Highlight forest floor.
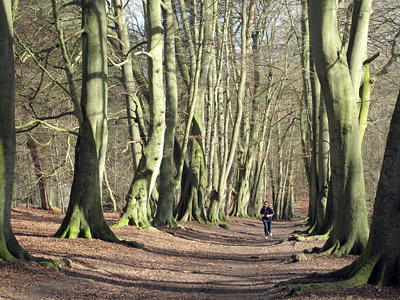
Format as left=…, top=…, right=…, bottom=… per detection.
left=1, top=198, right=399, bottom=300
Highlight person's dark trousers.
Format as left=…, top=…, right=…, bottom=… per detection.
left=263, top=220, right=271, bottom=236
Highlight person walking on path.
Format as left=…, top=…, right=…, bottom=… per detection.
left=260, top=201, right=274, bottom=239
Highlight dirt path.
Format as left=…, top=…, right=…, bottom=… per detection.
left=1, top=208, right=399, bottom=299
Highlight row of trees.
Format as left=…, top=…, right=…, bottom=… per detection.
left=1, top=0, right=400, bottom=291
left=290, top=0, right=400, bottom=292
left=12, top=0, right=310, bottom=228
left=3, top=0, right=306, bottom=261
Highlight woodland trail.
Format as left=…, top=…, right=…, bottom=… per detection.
left=1, top=207, right=399, bottom=299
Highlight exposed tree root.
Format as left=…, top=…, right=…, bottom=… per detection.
left=287, top=259, right=376, bottom=297
left=292, top=240, right=339, bottom=262
left=288, top=232, right=329, bottom=242
left=152, top=217, right=183, bottom=229
left=288, top=246, right=392, bottom=297
left=1, top=237, right=72, bottom=271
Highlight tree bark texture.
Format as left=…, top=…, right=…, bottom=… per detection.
left=0, top=0, right=23, bottom=261
left=152, top=0, right=179, bottom=227
left=290, top=91, right=400, bottom=295
left=55, top=0, right=118, bottom=241
left=335, top=89, right=400, bottom=286
left=308, top=0, right=370, bottom=255
left=115, top=0, right=166, bottom=228
left=175, top=0, right=212, bottom=223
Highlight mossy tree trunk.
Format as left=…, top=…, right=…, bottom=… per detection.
left=294, top=0, right=318, bottom=228
left=152, top=0, right=179, bottom=227
left=308, top=0, right=371, bottom=255
left=0, top=0, right=28, bottom=261
left=114, top=0, right=166, bottom=228
left=313, top=90, right=332, bottom=236
left=334, top=89, right=400, bottom=286
left=0, top=1, right=69, bottom=267
left=55, top=0, right=118, bottom=241
left=175, top=0, right=212, bottom=223
left=290, top=90, right=400, bottom=295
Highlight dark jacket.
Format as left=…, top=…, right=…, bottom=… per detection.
left=260, top=206, right=274, bottom=222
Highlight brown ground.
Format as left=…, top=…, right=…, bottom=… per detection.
left=1, top=199, right=399, bottom=300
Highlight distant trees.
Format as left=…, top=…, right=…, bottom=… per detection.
left=6, top=0, right=399, bottom=256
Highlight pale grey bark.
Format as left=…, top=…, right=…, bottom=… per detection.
left=234, top=0, right=256, bottom=218
left=115, top=0, right=166, bottom=228
left=111, top=0, right=144, bottom=171
left=152, top=0, right=179, bottom=227
left=209, top=0, right=247, bottom=222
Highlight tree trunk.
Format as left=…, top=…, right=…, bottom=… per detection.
left=175, top=0, right=213, bottom=223
left=152, top=0, right=179, bottom=227
left=55, top=0, right=118, bottom=241
left=290, top=91, right=400, bottom=295
left=209, top=0, right=247, bottom=222
left=335, top=89, right=400, bottom=286
left=308, top=0, right=371, bottom=255
left=314, top=92, right=332, bottom=236
left=0, top=1, right=69, bottom=267
left=27, top=138, right=52, bottom=211
left=0, top=0, right=26, bottom=261
left=111, top=0, right=144, bottom=171
left=114, top=0, right=166, bottom=228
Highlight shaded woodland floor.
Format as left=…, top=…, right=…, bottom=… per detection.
left=1, top=199, right=399, bottom=299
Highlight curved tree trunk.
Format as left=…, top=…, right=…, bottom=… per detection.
left=114, top=0, right=166, bottom=228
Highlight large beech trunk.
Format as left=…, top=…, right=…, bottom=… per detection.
left=55, top=0, right=118, bottom=241
left=308, top=0, right=371, bottom=256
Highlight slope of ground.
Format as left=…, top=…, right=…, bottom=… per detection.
left=0, top=201, right=399, bottom=299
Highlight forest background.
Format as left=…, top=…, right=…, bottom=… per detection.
left=1, top=0, right=400, bottom=295
left=11, top=0, right=399, bottom=225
